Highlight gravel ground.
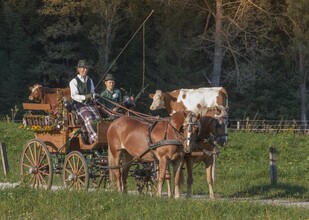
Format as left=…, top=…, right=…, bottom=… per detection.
left=1, top=182, right=308, bottom=209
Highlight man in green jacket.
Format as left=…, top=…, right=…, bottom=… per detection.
left=99, top=73, right=122, bottom=113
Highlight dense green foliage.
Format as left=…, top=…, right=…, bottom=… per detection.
left=0, top=0, right=309, bottom=121
left=0, top=122, right=309, bottom=219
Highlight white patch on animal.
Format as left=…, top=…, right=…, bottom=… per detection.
left=31, top=84, right=41, bottom=93
left=177, top=88, right=221, bottom=114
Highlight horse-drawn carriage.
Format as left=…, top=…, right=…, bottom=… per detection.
left=20, top=84, right=229, bottom=198
left=20, top=100, right=199, bottom=197
left=21, top=101, right=113, bottom=190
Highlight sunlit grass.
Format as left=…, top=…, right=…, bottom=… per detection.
left=0, top=123, right=309, bottom=219
left=0, top=187, right=308, bottom=220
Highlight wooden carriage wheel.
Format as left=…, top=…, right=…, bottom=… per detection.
left=134, top=162, right=158, bottom=196
left=20, top=139, right=53, bottom=189
left=63, top=151, right=89, bottom=190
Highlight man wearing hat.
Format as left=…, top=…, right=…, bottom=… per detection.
left=69, top=60, right=101, bottom=144
left=99, top=73, right=122, bottom=112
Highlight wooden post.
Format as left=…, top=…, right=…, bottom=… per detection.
left=269, top=145, right=277, bottom=185
left=0, top=142, right=9, bottom=175
left=237, top=121, right=240, bottom=130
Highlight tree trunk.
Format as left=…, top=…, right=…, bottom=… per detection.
left=211, top=0, right=223, bottom=86
left=299, top=45, right=307, bottom=132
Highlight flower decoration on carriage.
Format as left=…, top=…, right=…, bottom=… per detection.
left=19, top=113, right=58, bottom=132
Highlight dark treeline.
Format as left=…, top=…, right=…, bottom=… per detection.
left=0, top=0, right=308, bottom=123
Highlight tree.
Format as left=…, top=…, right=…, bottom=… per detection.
left=0, top=0, right=40, bottom=116
left=284, top=0, right=309, bottom=129
left=35, top=0, right=89, bottom=87
left=85, top=0, right=126, bottom=79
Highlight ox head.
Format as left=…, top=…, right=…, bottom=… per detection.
left=182, top=111, right=201, bottom=153
left=149, top=90, right=165, bottom=110
left=28, top=84, right=43, bottom=102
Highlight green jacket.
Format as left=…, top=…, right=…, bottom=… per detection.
left=99, top=88, right=122, bottom=109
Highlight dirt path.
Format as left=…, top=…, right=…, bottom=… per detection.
left=1, top=182, right=308, bottom=210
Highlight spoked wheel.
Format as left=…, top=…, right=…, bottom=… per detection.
left=20, top=139, right=53, bottom=189
left=89, top=156, right=110, bottom=190
left=63, top=151, right=89, bottom=190
left=134, top=162, right=158, bottom=195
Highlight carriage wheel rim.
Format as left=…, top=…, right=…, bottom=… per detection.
left=20, top=139, right=53, bottom=189
left=63, top=151, right=89, bottom=190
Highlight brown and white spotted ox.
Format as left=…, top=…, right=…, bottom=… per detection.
left=149, top=87, right=228, bottom=146
left=149, top=87, right=228, bottom=115
left=28, top=84, right=72, bottom=115
left=149, top=87, right=229, bottom=198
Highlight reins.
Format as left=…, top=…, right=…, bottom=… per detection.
left=95, top=93, right=166, bottom=122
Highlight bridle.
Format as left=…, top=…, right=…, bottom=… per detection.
left=182, top=112, right=201, bottom=153
left=199, top=115, right=228, bottom=146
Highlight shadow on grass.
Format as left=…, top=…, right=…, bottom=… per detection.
left=229, top=183, right=308, bottom=200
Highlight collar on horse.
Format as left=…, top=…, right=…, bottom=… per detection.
left=136, top=118, right=183, bottom=161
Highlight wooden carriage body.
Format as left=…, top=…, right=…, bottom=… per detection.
left=22, top=103, right=111, bottom=153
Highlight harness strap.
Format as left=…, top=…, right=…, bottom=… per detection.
left=163, top=118, right=170, bottom=140
left=148, top=121, right=158, bottom=145
left=138, top=139, right=183, bottom=159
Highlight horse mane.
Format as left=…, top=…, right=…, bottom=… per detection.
left=170, top=111, right=185, bottom=131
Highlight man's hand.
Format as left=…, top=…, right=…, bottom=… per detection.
left=85, top=93, right=92, bottom=101
left=112, top=107, right=119, bottom=112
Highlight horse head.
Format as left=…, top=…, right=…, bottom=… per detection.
left=29, top=84, right=43, bottom=102
left=182, top=111, right=201, bottom=153
left=214, top=105, right=229, bottom=146
left=198, top=105, right=228, bottom=147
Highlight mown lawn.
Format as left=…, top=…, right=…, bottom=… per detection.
left=0, top=122, right=309, bottom=219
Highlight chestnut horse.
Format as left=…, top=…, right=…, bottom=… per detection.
left=28, top=84, right=71, bottom=115
left=107, top=111, right=200, bottom=198
left=185, top=107, right=228, bottom=199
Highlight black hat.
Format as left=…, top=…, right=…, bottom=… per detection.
left=104, top=74, right=115, bottom=81
left=76, top=60, right=92, bottom=68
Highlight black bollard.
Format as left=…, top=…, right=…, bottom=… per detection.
left=269, top=145, right=277, bottom=185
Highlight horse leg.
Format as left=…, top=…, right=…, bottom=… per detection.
left=174, top=158, right=184, bottom=199
left=110, top=156, right=122, bottom=192
left=204, top=156, right=215, bottom=199
left=165, top=163, right=172, bottom=198
left=108, top=144, right=122, bottom=192
left=212, top=153, right=217, bottom=184
left=157, top=158, right=167, bottom=197
left=120, top=152, right=133, bottom=194
left=185, top=156, right=193, bottom=198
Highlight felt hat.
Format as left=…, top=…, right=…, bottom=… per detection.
left=76, top=60, right=92, bottom=68
left=104, top=73, right=115, bottom=81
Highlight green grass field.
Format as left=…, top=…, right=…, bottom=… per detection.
left=0, top=122, right=308, bottom=219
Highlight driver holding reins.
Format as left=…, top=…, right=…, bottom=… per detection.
left=69, top=60, right=101, bottom=144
